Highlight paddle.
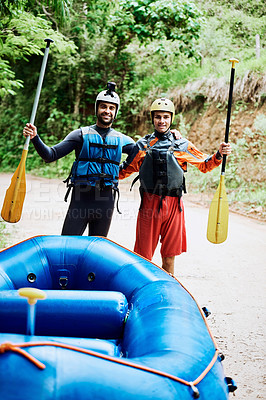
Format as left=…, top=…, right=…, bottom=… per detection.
left=1, top=38, right=54, bottom=223
left=207, top=58, right=239, bottom=244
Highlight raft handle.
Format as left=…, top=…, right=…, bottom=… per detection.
left=27, top=273, right=36, bottom=283
left=57, top=269, right=69, bottom=289
left=225, top=377, right=237, bottom=393
left=59, top=276, right=68, bottom=289
left=88, top=272, right=96, bottom=282
left=202, top=307, right=211, bottom=318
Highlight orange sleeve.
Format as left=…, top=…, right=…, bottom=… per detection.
left=174, top=141, right=222, bottom=173
left=119, top=150, right=146, bottom=180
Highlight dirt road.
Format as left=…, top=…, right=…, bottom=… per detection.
left=0, top=173, right=265, bottom=399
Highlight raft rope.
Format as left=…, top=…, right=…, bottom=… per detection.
left=0, top=340, right=218, bottom=394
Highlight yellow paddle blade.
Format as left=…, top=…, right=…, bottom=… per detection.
left=207, top=175, right=229, bottom=244
left=1, top=149, right=28, bottom=223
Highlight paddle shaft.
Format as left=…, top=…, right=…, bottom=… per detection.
left=1, top=38, right=54, bottom=223
left=206, top=58, right=239, bottom=244
left=24, top=38, right=54, bottom=151
left=221, top=61, right=237, bottom=174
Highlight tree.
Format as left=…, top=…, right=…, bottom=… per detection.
left=0, top=0, right=72, bottom=23
left=0, top=0, right=205, bottom=150
left=109, top=0, right=204, bottom=59
left=0, top=7, right=76, bottom=98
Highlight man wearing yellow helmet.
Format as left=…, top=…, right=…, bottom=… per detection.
left=119, top=98, right=231, bottom=275
left=150, top=97, right=176, bottom=125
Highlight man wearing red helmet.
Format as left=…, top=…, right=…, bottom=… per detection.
left=119, top=98, right=231, bottom=275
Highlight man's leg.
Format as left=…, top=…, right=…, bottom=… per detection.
left=88, top=187, right=115, bottom=237
left=61, top=187, right=88, bottom=235
left=134, top=193, right=161, bottom=260
left=89, top=204, right=114, bottom=237
left=160, top=197, right=187, bottom=275
left=162, top=256, right=175, bottom=275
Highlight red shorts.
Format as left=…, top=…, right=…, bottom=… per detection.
left=134, top=193, right=187, bottom=260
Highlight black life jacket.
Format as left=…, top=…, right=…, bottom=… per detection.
left=131, top=133, right=186, bottom=211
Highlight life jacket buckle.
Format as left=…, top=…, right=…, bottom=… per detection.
left=158, top=171, right=167, bottom=177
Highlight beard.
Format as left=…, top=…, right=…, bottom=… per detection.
left=97, top=113, right=114, bottom=126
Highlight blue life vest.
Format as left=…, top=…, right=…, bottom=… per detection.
left=70, top=126, right=126, bottom=188
left=64, top=126, right=133, bottom=203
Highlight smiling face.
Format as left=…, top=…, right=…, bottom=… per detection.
left=153, top=111, right=172, bottom=133
left=96, top=102, right=117, bottom=127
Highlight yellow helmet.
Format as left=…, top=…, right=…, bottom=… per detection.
left=150, top=98, right=175, bottom=123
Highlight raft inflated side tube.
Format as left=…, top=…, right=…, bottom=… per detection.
left=0, top=236, right=172, bottom=292
left=0, top=290, right=128, bottom=338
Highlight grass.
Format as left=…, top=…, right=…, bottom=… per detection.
left=0, top=218, right=9, bottom=249
left=136, top=46, right=266, bottom=100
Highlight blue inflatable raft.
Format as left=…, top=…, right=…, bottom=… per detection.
left=0, top=235, right=236, bottom=399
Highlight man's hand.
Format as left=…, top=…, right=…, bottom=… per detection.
left=218, top=142, right=232, bottom=156
left=170, top=129, right=182, bottom=140
left=23, top=123, right=37, bottom=139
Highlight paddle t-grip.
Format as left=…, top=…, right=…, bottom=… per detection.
left=18, top=288, right=46, bottom=336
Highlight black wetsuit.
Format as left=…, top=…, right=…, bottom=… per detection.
left=32, top=125, right=135, bottom=236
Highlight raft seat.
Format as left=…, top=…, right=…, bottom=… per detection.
left=0, top=290, right=128, bottom=340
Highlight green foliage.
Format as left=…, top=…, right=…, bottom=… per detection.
left=135, top=56, right=201, bottom=96
left=195, top=0, right=266, bottom=76
left=0, top=0, right=72, bottom=24
left=1, top=13, right=74, bottom=58
left=0, top=10, right=77, bottom=99
left=109, top=0, right=204, bottom=59
left=0, top=59, right=23, bottom=97
left=0, top=0, right=24, bottom=16
left=0, top=218, right=9, bottom=249
left=46, top=108, right=79, bottom=136
left=216, top=0, right=265, bottom=18
left=0, top=107, right=28, bottom=170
